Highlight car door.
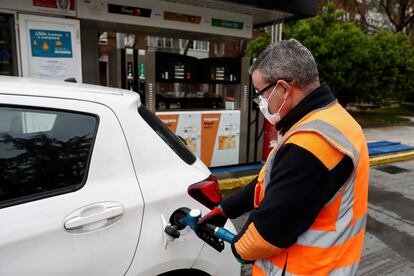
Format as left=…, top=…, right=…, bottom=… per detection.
left=0, top=94, right=144, bottom=276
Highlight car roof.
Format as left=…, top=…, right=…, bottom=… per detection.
left=0, top=76, right=141, bottom=108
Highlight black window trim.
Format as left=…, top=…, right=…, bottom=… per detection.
left=0, top=104, right=99, bottom=209
left=138, top=105, right=196, bottom=165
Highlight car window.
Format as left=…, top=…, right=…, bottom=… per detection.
left=0, top=106, right=98, bottom=208
left=138, top=105, right=196, bottom=165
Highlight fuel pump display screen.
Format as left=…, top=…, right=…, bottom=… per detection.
left=174, top=63, right=185, bottom=80
left=155, top=52, right=197, bottom=83
left=200, top=58, right=241, bottom=84
left=214, top=67, right=225, bottom=81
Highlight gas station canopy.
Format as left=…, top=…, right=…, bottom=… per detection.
left=1, top=0, right=318, bottom=43
left=76, top=0, right=317, bottom=41
left=163, top=0, right=318, bottom=27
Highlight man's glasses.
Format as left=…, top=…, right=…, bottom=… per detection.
left=251, top=79, right=292, bottom=104
left=252, top=81, right=277, bottom=101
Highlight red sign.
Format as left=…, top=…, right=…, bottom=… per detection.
left=263, top=120, right=278, bottom=161
left=33, top=0, right=76, bottom=11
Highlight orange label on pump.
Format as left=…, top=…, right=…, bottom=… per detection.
left=201, top=114, right=221, bottom=166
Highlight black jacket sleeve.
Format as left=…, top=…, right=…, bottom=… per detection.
left=220, top=176, right=257, bottom=219
left=233, top=143, right=353, bottom=250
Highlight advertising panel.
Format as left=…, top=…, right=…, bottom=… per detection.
left=157, top=113, right=201, bottom=157
left=19, top=14, right=82, bottom=82
left=203, top=111, right=240, bottom=167
left=30, top=29, right=73, bottom=58
left=157, top=110, right=240, bottom=167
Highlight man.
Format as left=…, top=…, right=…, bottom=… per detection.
left=199, top=39, right=369, bottom=275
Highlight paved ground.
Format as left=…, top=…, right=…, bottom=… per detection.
left=364, top=125, right=414, bottom=146
left=224, top=159, right=414, bottom=275
left=360, top=160, right=414, bottom=275
left=219, top=124, right=414, bottom=275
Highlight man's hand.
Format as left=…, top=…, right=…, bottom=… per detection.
left=198, top=206, right=227, bottom=227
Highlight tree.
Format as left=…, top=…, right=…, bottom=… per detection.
left=319, top=0, right=414, bottom=43
left=379, top=0, right=414, bottom=33
left=244, top=32, right=270, bottom=58
left=318, top=0, right=372, bottom=32
left=283, top=3, right=414, bottom=105
left=283, top=5, right=370, bottom=104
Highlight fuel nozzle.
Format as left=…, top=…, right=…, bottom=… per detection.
left=165, top=207, right=192, bottom=239
left=165, top=207, right=235, bottom=253
left=183, top=209, right=201, bottom=230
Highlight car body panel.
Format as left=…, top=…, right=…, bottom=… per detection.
left=192, top=220, right=241, bottom=275
left=0, top=76, right=241, bottom=276
left=0, top=93, right=143, bottom=276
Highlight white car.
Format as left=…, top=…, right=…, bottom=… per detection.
left=0, top=76, right=240, bottom=276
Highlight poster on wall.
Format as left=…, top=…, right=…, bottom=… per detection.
left=30, top=29, right=73, bottom=58
left=201, top=113, right=221, bottom=166
left=157, top=112, right=201, bottom=157
left=19, top=14, right=82, bottom=82
left=201, top=111, right=240, bottom=167
left=157, top=110, right=240, bottom=167
left=29, top=29, right=73, bottom=78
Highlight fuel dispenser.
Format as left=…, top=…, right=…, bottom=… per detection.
left=154, top=52, right=223, bottom=110
left=108, top=47, right=145, bottom=103
left=198, top=57, right=251, bottom=166
left=112, top=49, right=264, bottom=165
left=143, top=51, right=253, bottom=167
left=198, top=58, right=241, bottom=112
left=119, top=48, right=138, bottom=91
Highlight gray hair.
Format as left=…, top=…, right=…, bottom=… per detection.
left=249, top=38, right=319, bottom=88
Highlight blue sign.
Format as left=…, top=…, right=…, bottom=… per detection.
left=30, top=29, right=73, bottom=58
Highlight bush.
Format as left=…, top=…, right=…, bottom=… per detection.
left=245, top=4, right=414, bottom=106
left=244, top=32, right=270, bottom=59
left=366, top=32, right=414, bottom=104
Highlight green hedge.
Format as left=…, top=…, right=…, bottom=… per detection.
left=245, top=4, right=414, bottom=105
left=244, top=32, right=270, bottom=59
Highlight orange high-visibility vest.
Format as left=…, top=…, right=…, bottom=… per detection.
left=252, top=101, right=369, bottom=276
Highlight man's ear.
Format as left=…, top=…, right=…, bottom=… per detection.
left=277, top=80, right=292, bottom=100
left=277, top=80, right=290, bottom=92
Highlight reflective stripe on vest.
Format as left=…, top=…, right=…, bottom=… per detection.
left=253, top=102, right=368, bottom=276
left=261, top=100, right=341, bottom=193
left=284, top=119, right=363, bottom=248
left=297, top=213, right=366, bottom=248
left=260, top=122, right=366, bottom=248
left=255, top=259, right=360, bottom=276
left=255, top=259, right=294, bottom=276
left=254, top=259, right=359, bottom=276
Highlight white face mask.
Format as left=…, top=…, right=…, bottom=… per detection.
left=257, top=84, right=288, bottom=125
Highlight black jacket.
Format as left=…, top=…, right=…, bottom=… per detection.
left=221, top=85, right=353, bottom=257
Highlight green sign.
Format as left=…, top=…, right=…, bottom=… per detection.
left=211, top=18, right=244, bottom=30
left=139, top=62, right=145, bottom=79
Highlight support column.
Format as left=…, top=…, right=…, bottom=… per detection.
left=80, top=21, right=99, bottom=84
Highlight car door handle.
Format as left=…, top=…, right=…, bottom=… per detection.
left=64, top=205, right=124, bottom=230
